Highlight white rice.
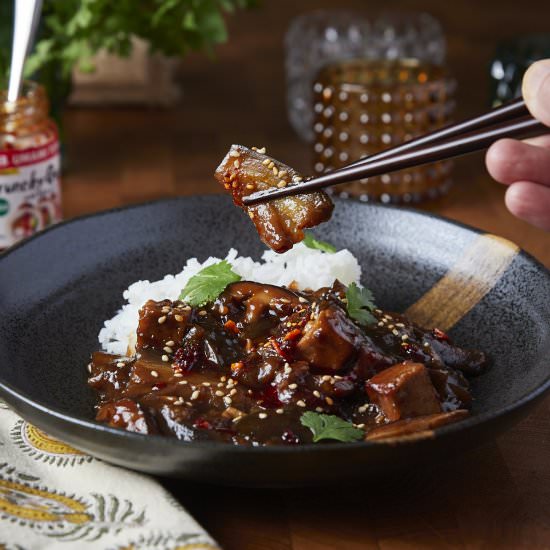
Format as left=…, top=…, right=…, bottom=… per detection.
left=98, top=242, right=362, bottom=355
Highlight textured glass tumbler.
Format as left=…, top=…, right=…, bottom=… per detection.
left=490, top=34, right=550, bottom=106
left=312, top=58, right=456, bottom=204
left=285, top=11, right=446, bottom=142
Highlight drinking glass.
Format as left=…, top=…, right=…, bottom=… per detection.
left=312, top=58, right=456, bottom=203
left=285, top=11, right=446, bottom=142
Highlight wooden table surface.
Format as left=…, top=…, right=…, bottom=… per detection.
left=61, top=1, right=550, bottom=548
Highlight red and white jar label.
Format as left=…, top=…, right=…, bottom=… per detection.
left=0, top=138, right=62, bottom=249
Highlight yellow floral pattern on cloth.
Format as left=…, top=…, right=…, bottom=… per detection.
left=0, top=402, right=219, bottom=549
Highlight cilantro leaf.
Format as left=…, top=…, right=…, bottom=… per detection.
left=178, top=260, right=241, bottom=306
left=302, top=232, right=337, bottom=254
left=346, top=282, right=377, bottom=325
left=300, top=412, right=364, bottom=443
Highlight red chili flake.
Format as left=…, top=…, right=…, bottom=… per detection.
left=194, top=417, right=212, bottom=430
left=230, top=361, right=244, bottom=372
left=284, top=328, right=302, bottom=341
left=152, top=383, right=167, bottom=391
left=271, top=339, right=285, bottom=357
left=224, top=319, right=239, bottom=334
left=433, top=328, right=449, bottom=341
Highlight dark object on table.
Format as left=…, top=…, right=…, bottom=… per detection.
left=490, top=34, right=550, bottom=106
left=0, top=196, right=549, bottom=486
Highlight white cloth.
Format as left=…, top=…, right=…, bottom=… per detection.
left=0, top=400, right=219, bottom=550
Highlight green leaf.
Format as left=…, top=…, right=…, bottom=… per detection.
left=300, top=412, right=364, bottom=443
left=178, top=260, right=241, bottom=306
left=346, top=282, right=377, bottom=325
left=302, top=232, right=337, bottom=253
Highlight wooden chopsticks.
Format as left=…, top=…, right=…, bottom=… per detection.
left=243, top=98, right=546, bottom=206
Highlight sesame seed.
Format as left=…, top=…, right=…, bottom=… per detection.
left=423, top=342, right=430, bottom=348
left=174, top=372, right=183, bottom=377
left=224, top=396, right=232, bottom=406
left=276, top=408, right=284, bottom=414
left=174, top=398, right=184, bottom=405
left=377, top=321, right=384, bottom=327
left=268, top=161, right=275, bottom=169
left=219, top=305, right=228, bottom=315
left=259, top=413, right=267, bottom=419
left=232, top=416, right=243, bottom=423
left=277, top=180, right=287, bottom=188
left=178, top=380, right=188, bottom=385
left=163, top=346, right=173, bottom=353
left=321, top=375, right=331, bottom=381
left=272, top=167, right=279, bottom=176
left=158, top=316, right=167, bottom=324
left=388, top=324, right=395, bottom=330
left=392, top=329, right=399, bottom=336
left=288, top=383, right=297, bottom=389
left=278, top=170, right=287, bottom=178
left=247, top=389, right=253, bottom=395
left=284, top=364, right=292, bottom=374
left=215, top=390, right=224, bottom=397
left=248, top=212, right=255, bottom=219
left=356, top=423, right=365, bottom=429
left=165, top=340, right=175, bottom=347
left=161, top=355, right=169, bottom=362
left=202, top=382, right=211, bottom=387
left=358, top=404, right=368, bottom=413
left=401, top=334, right=409, bottom=341
left=313, top=390, right=321, bottom=398
left=116, top=362, right=125, bottom=368
left=246, top=184, right=255, bottom=190
left=174, top=314, right=184, bottom=322
left=87, top=363, right=93, bottom=373
left=233, top=160, right=240, bottom=169
left=161, top=306, right=170, bottom=313
left=198, top=310, right=207, bottom=316
left=230, top=150, right=240, bottom=157
left=298, top=296, right=308, bottom=303
left=221, top=376, right=227, bottom=382
left=262, top=158, right=271, bottom=166
left=230, top=388, right=237, bottom=396
left=396, top=323, right=405, bottom=328
left=325, top=396, right=334, bottom=405
left=293, top=176, right=303, bottom=182
left=257, top=147, right=266, bottom=154
left=297, top=400, right=306, bottom=408
left=151, top=370, right=159, bottom=378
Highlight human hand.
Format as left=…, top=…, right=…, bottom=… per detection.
left=485, top=59, right=550, bottom=231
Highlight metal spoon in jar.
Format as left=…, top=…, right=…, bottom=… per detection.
left=7, top=0, right=43, bottom=102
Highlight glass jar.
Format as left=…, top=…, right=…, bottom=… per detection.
left=0, top=81, right=62, bottom=250
left=312, top=58, right=456, bottom=203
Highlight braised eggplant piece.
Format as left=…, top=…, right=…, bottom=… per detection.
left=215, top=145, right=334, bottom=253
left=89, top=281, right=488, bottom=445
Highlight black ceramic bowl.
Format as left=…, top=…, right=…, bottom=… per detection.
left=1, top=196, right=549, bottom=487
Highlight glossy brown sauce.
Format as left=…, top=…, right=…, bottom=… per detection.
left=89, top=281, right=487, bottom=445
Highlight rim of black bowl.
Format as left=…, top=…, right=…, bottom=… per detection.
left=1, top=195, right=549, bottom=455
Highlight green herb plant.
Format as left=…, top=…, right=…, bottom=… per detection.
left=179, top=260, right=241, bottom=306
left=1, top=1, right=257, bottom=91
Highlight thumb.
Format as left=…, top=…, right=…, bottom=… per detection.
left=523, top=59, right=550, bottom=127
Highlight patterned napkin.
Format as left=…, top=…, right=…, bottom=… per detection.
left=0, top=401, right=219, bottom=550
